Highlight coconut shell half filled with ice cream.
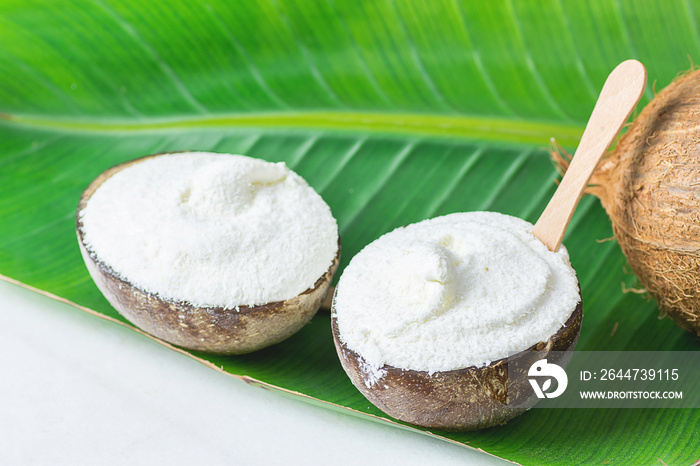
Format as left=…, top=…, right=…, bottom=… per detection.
left=77, top=152, right=340, bottom=354
left=331, top=212, right=582, bottom=430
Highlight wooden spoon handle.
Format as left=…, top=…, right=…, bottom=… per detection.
left=531, top=59, right=647, bottom=252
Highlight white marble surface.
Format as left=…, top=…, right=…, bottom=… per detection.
left=0, top=280, right=509, bottom=466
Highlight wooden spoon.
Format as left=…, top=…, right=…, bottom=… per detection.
left=531, top=59, right=647, bottom=251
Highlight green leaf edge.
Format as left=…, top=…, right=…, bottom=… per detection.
left=0, top=272, right=520, bottom=465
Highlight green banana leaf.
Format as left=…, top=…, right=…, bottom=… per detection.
left=1, top=0, right=698, bottom=463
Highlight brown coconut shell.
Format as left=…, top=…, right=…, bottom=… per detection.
left=77, top=154, right=340, bottom=354
left=559, top=69, right=700, bottom=335
left=331, top=297, right=582, bottom=431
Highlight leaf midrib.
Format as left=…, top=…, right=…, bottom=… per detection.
left=2, top=111, right=584, bottom=147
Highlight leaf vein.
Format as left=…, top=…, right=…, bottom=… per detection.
left=0, top=51, right=82, bottom=116
left=450, top=0, right=517, bottom=116
left=683, top=0, right=700, bottom=58
left=519, top=166, right=558, bottom=222
left=388, top=0, right=455, bottom=112
left=374, top=145, right=455, bottom=232
left=424, top=145, right=485, bottom=218
left=477, top=147, right=531, bottom=211
left=613, top=0, right=654, bottom=101
left=288, top=134, right=321, bottom=169
left=317, top=138, right=367, bottom=194
left=268, top=0, right=345, bottom=107
left=203, top=4, right=290, bottom=110
left=339, top=141, right=416, bottom=231
left=325, top=0, right=395, bottom=106
left=505, top=0, right=573, bottom=121
left=90, top=0, right=208, bottom=114
left=0, top=135, right=64, bottom=169
left=554, top=0, right=599, bottom=101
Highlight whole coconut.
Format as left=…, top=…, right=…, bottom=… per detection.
left=559, top=69, right=700, bottom=334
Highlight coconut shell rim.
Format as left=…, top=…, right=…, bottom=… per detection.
left=331, top=292, right=583, bottom=377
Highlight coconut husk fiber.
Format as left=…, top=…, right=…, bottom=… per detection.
left=554, top=68, right=700, bottom=335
